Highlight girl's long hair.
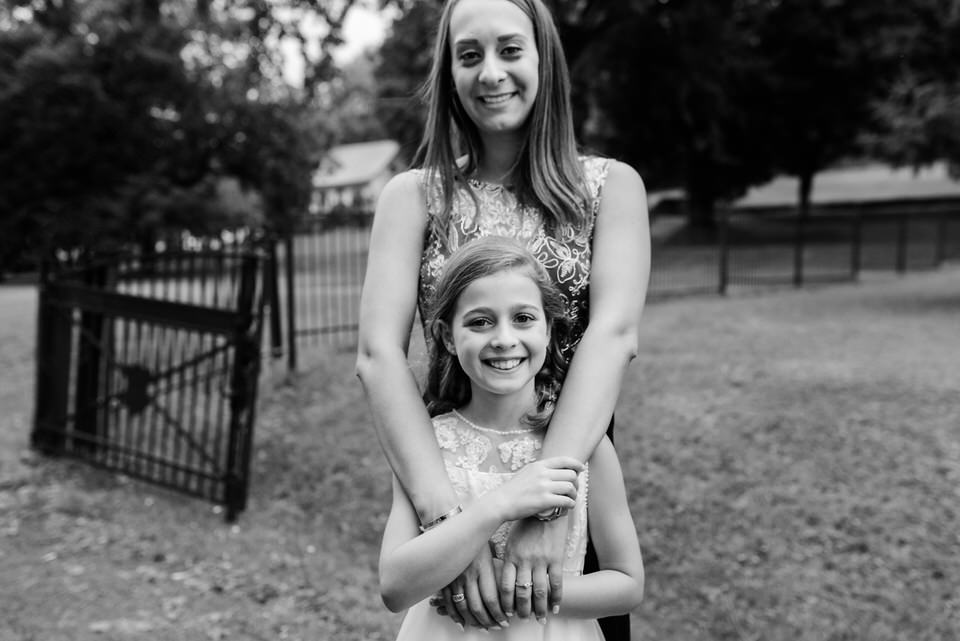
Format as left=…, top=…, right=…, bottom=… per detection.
left=413, top=0, right=591, bottom=237
left=423, top=236, right=569, bottom=429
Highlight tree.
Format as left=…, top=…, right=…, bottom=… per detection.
left=373, top=1, right=441, bottom=163
left=752, top=0, right=910, bottom=215
left=0, top=0, right=354, bottom=272
left=583, top=1, right=774, bottom=227
left=861, top=0, right=960, bottom=172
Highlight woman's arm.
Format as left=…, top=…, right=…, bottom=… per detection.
left=380, top=458, right=584, bottom=613
left=500, top=161, right=650, bottom=618
left=556, top=436, right=644, bottom=619
left=356, top=172, right=459, bottom=523
left=541, top=160, right=650, bottom=461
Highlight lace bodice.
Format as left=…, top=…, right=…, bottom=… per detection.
left=432, top=412, right=590, bottom=574
left=416, top=157, right=610, bottom=362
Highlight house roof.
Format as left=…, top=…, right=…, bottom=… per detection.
left=733, top=161, right=960, bottom=209
left=313, top=139, right=401, bottom=190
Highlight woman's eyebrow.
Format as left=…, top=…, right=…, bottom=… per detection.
left=454, top=33, right=528, bottom=47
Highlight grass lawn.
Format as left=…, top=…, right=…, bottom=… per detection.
left=1, top=266, right=959, bottom=640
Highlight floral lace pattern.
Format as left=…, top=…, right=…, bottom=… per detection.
left=432, top=413, right=590, bottom=573
left=416, top=157, right=610, bottom=363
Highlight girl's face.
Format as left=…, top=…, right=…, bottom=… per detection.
left=444, top=268, right=549, bottom=405
left=448, top=0, right=540, bottom=140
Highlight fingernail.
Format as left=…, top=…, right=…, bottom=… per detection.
left=506, top=611, right=515, bottom=618
left=456, top=623, right=464, bottom=632
left=498, top=620, right=510, bottom=628
left=538, top=616, right=547, bottom=625
left=552, top=605, right=560, bottom=615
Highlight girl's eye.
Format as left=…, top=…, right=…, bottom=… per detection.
left=514, top=313, right=536, bottom=324
left=501, top=45, right=522, bottom=57
left=466, top=317, right=491, bottom=328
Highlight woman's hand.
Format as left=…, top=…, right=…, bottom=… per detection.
left=491, top=456, right=583, bottom=523
left=432, top=543, right=509, bottom=630
left=499, top=515, right=569, bottom=622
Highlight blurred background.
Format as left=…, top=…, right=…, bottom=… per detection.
left=2, top=0, right=960, bottom=276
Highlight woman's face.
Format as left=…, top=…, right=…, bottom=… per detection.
left=448, top=0, right=540, bottom=140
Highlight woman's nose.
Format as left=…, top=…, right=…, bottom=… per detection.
left=478, top=56, right=505, bottom=86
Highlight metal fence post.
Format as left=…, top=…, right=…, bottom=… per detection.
left=225, top=254, right=261, bottom=521
left=896, top=213, right=908, bottom=274
left=74, top=263, right=109, bottom=456
left=718, top=209, right=729, bottom=295
left=793, top=212, right=805, bottom=288
left=32, top=264, right=72, bottom=455
left=934, top=211, right=947, bottom=267
left=265, top=239, right=283, bottom=359
left=851, top=207, right=862, bottom=280
left=284, top=233, right=298, bottom=371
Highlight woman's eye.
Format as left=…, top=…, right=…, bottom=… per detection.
left=501, top=45, right=522, bottom=57
left=458, top=50, right=481, bottom=64
left=467, top=317, right=491, bottom=328
left=515, top=313, right=536, bottom=324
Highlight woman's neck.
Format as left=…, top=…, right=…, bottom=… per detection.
left=475, top=132, right=524, bottom=185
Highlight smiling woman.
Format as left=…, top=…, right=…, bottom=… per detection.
left=449, top=0, right=540, bottom=142
left=356, top=0, right=651, bottom=638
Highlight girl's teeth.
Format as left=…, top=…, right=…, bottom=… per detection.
left=490, top=359, right=521, bottom=370
left=482, top=94, right=512, bottom=104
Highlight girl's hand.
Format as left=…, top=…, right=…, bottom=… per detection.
left=492, top=456, right=583, bottom=523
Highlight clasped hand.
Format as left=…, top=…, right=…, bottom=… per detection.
left=431, top=457, right=583, bottom=629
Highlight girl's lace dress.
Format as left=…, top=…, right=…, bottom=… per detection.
left=393, top=412, right=603, bottom=641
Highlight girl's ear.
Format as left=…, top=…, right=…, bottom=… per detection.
left=438, top=321, right=457, bottom=355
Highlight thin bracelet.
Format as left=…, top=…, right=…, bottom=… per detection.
left=419, top=505, right=463, bottom=533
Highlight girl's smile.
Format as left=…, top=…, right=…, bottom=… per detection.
left=445, top=268, right=550, bottom=407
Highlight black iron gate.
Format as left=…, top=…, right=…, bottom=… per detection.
left=31, top=249, right=266, bottom=521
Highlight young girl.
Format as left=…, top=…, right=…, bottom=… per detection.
left=379, top=237, right=644, bottom=640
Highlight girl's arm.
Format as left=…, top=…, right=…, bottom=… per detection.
left=558, top=436, right=644, bottom=619
left=356, top=172, right=459, bottom=524
left=380, top=458, right=584, bottom=613
left=501, top=161, right=650, bottom=618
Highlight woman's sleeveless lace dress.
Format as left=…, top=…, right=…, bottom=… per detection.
left=393, top=412, right=603, bottom=641
left=416, top=157, right=610, bottom=362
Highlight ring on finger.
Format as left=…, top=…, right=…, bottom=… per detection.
left=515, top=581, right=533, bottom=589
left=452, top=593, right=466, bottom=603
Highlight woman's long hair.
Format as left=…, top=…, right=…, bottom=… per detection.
left=413, top=0, right=590, bottom=236
left=423, top=236, right=569, bottom=429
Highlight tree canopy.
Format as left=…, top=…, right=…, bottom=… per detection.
left=375, top=0, right=960, bottom=224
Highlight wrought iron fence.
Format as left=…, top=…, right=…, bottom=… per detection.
left=264, top=205, right=960, bottom=366
left=32, top=249, right=267, bottom=521
left=717, top=206, right=960, bottom=294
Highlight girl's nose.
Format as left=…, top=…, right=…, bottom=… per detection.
left=478, top=56, right=506, bottom=87
left=490, top=325, right=518, bottom=349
